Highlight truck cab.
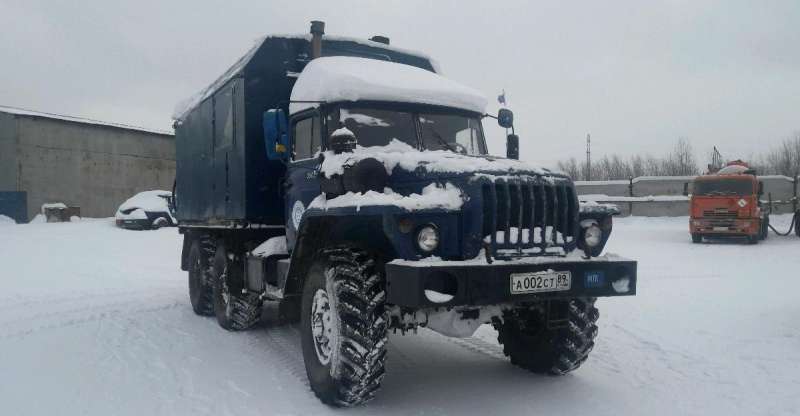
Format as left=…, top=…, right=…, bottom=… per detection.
left=689, top=162, right=768, bottom=243
left=174, top=21, right=637, bottom=407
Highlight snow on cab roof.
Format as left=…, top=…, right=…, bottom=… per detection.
left=173, top=34, right=440, bottom=122
left=0, top=105, right=173, bottom=136
left=290, top=56, right=487, bottom=115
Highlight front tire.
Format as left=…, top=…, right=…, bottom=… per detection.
left=211, top=241, right=263, bottom=331
left=495, top=298, right=599, bottom=375
left=300, top=247, right=388, bottom=407
left=691, top=233, right=702, bottom=244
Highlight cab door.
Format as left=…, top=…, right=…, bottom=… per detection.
left=284, top=111, right=323, bottom=250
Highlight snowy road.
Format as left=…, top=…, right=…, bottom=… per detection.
left=1, top=216, right=799, bottom=415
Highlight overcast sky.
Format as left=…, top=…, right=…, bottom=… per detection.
left=1, top=0, right=798, bottom=167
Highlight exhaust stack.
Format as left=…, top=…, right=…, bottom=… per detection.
left=310, top=20, right=325, bottom=59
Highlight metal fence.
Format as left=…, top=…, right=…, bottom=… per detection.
left=575, top=176, right=798, bottom=217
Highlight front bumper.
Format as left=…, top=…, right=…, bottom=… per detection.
left=691, top=218, right=759, bottom=236
left=385, top=256, right=636, bottom=308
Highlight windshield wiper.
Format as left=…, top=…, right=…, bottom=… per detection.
left=431, top=130, right=457, bottom=153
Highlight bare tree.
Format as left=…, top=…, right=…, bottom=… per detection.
left=556, top=133, right=800, bottom=181
left=557, top=157, right=580, bottom=179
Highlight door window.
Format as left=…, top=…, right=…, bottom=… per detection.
left=292, top=115, right=321, bottom=160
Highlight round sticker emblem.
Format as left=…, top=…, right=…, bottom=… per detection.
left=737, top=199, right=747, bottom=208
left=291, top=200, right=305, bottom=230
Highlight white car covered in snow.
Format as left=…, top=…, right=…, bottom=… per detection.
left=115, top=190, right=176, bottom=230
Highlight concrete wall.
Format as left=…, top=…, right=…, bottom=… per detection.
left=4, top=114, right=175, bottom=219
left=632, top=176, right=694, bottom=197
left=573, top=180, right=629, bottom=197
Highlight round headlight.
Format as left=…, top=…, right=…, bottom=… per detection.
left=583, top=224, right=603, bottom=248
left=416, top=225, right=440, bottom=252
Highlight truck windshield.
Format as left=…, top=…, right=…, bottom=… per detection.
left=331, top=107, right=486, bottom=155
left=419, top=114, right=486, bottom=155
left=694, top=179, right=754, bottom=196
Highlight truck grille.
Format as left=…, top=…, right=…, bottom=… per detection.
left=481, top=177, right=578, bottom=259
left=703, top=210, right=737, bottom=219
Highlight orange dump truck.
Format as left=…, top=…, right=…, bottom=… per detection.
left=689, top=161, right=769, bottom=244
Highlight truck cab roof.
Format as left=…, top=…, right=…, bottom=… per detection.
left=288, top=56, right=487, bottom=115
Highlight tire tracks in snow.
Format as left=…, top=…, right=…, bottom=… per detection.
left=0, top=296, right=184, bottom=341
left=424, top=329, right=508, bottom=361
left=0, top=286, right=181, bottom=313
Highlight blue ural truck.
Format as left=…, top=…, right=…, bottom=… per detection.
left=174, top=21, right=637, bottom=407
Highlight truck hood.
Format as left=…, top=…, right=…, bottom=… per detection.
left=320, top=139, right=566, bottom=181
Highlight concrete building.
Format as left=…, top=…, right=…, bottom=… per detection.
left=0, top=106, right=175, bottom=221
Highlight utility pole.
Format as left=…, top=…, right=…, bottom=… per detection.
left=586, top=133, right=592, bottom=181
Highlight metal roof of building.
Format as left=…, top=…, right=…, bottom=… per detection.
left=0, top=105, right=173, bottom=136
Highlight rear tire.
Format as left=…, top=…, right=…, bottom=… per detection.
left=691, top=233, right=702, bottom=244
left=212, top=241, right=263, bottom=331
left=495, top=298, right=599, bottom=375
left=300, top=247, right=388, bottom=407
left=152, top=217, right=169, bottom=229
left=188, top=237, right=215, bottom=316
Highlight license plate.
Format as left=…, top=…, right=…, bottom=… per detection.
left=713, top=226, right=728, bottom=231
left=510, top=271, right=571, bottom=294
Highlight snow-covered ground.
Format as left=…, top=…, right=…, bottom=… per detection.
left=1, top=216, right=798, bottom=415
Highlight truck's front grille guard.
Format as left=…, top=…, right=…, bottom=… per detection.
left=703, top=210, right=738, bottom=219
left=481, top=177, right=578, bottom=259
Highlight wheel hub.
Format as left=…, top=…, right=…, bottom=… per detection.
left=311, top=288, right=336, bottom=365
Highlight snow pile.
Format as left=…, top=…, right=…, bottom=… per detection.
left=330, top=127, right=355, bottom=137
left=310, top=183, right=464, bottom=212
left=290, top=57, right=487, bottom=114
left=251, top=236, right=288, bottom=258
left=0, top=214, right=16, bottom=225
left=320, top=139, right=551, bottom=177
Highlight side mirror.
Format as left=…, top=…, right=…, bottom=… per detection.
left=498, top=108, right=514, bottom=128
left=506, top=134, right=519, bottom=160
left=263, top=109, right=288, bottom=160
left=758, top=181, right=764, bottom=195
left=683, top=182, right=689, bottom=196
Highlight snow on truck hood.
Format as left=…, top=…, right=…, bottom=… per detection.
left=320, top=140, right=554, bottom=178
left=290, top=57, right=487, bottom=115
left=310, top=183, right=464, bottom=212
